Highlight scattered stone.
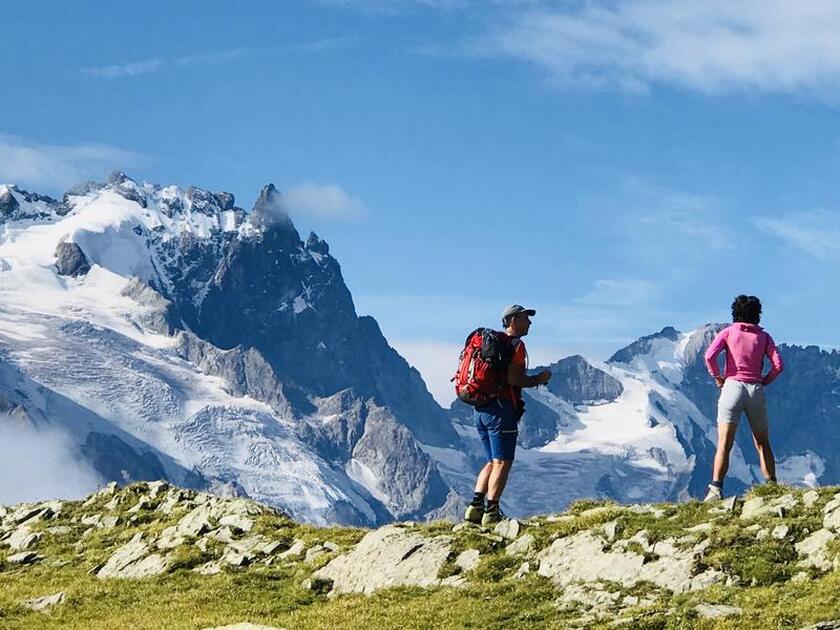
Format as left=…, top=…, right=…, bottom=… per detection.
left=796, top=529, right=837, bottom=571
left=6, top=505, right=44, bottom=526
left=209, top=527, right=236, bottom=545
left=313, top=525, right=453, bottom=595
left=81, top=514, right=102, bottom=527
left=22, top=591, right=65, bottom=611
left=603, top=521, right=620, bottom=541
left=305, top=545, right=326, bottom=563
left=695, top=604, right=743, bottom=619
left=494, top=519, right=520, bottom=540
left=278, top=539, right=306, bottom=560
left=741, top=494, right=797, bottom=520
left=157, top=526, right=187, bottom=550
left=686, top=522, right=712, bottom=533
left=7, top=527, right=41, bottom=551
left=711, top=496, right=738, bottom=513
left=799, top=621, right=840, bottom=630
left=177, top=507, right=214, bottom=538
left=440, top=575, right=467, bottom=588
left=803, top=490, right=820, bottom=509
left=104, top=496, right=122, bottom=511
left=506, top=533, right=535, bottom=556
left=323, top=541, right=340, bottom=553
left=194, top=561, right=223, bottom=575
left=772, top=525, right=790, bottom=539
left=7, top=551, right=42, bottom=565
left=451, top=522, right=471, bottom=532
left=97, top=533, right=171, bottom=579
left=46, top=526, right=73, bottom=536
left=556, top=583, right=620, bottom=613
left=756, top=528, right=769, bottom=541
left=538, top=530, right=715, bottom=594
left=514, top=561, right=531, bottom=579
left=219, top=514, right=254, bottom=533
left=455, top=549, right=480, bottom=572
left=791, top=571, right=811, bottom=583
left=127, top=497, right=152, bottom=514
left=824, top=504, right=840, bottom=532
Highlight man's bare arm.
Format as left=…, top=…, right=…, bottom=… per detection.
left=507, top=363, right=551, bottom=388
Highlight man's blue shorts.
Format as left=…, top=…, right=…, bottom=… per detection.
left=475, top=399, right=519, bottom=462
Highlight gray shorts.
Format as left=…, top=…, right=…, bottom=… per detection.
left=716, top=379, right=768, bottom=433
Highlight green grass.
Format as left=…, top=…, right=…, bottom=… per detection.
left=4, top=483, right=840, bottom=629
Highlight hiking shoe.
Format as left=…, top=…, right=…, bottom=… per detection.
left=464, top=504, right=484, bottom=524
left=703, top=485, right=723, bottom=502
left=481, top=505, right=505, bottom=526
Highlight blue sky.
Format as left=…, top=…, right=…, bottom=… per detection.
left=2, top=0, right=839, bottom=403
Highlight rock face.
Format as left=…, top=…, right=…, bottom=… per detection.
left=0, top=174, right=456, bottom=526
left=313, top=525, right=452, bottom=595
left=54, top=241, right=91, bottom=276
left=539, top=355, right=624, bottom=404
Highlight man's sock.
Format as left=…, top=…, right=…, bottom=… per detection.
left=710, top=480, right=723, bottom=490
left=471, top=492, right=485, bottom=507
left=486, top=499, right=499, bottom=512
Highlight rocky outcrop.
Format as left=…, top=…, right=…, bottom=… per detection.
left=539, top=355, right=624, bottom=405
left=55, top=241, right=91, bottom=276
left=313, top=525, right=454, bottom=595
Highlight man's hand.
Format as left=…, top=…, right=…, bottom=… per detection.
left=535, top=370, right=551, bottom=386
left=715, top=376, right=726, bottom=389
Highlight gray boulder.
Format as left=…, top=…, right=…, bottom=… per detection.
left=55, top=241, right=91, bottom=276
left=313, top=525, right=452, bottom=595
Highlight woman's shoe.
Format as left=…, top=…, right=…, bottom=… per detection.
left=703, top=485, right=723, bottom=502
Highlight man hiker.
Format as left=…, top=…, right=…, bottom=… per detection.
left=464, top=305, right=552, bottom=525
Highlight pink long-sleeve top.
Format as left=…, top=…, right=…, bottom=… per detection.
left=704, top=323, right=784, bottom=385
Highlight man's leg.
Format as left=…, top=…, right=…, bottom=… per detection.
left=486, top=459, right=513, bottom=501
left=474, top=461, right=493, bottom=494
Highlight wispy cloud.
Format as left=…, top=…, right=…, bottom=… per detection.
left=0, top=133, right=142, bottom=191
left=81, top=38, right=358, bottom=80
left=81, top=47, right=255, bottom=80
left=752, top=210, right=840, bottom=261
left=480, top=1, right=840, bottom=97
left=0, top=419, right=102, bottom=504
left=285, top=182, right=366, bottom=219
left=81, top=58, right=165, bottom=80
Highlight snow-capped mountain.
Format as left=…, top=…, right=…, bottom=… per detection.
left=1, top=173, right=837, bottom=524
left=0, top=174, right=452, bottom=526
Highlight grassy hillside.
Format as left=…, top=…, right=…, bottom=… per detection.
left=2, top=482, right=840, bottom=629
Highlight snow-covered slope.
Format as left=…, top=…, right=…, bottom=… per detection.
left=0, top=174, right=449, bottom=526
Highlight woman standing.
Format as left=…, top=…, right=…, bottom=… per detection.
left=703, top=295, right=784, bottom=501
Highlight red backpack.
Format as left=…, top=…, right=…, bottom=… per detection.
left=452, top=328, right=515, bottom=406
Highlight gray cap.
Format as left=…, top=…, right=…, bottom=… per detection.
left=502, top=304, right=536, bottom=326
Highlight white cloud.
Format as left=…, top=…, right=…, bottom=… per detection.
left=0, top=133, right=141, bottom=191
left=752, top=210, right=840, bottom=261
left=0, top=419, right=102, bottom=504
left=483, top=1, right=840, bottom=96
left=81, top=58, right=165, bottom=79
left=81, top=47, right=255, bottom=80
left=285, top=181, right=366, bottom=219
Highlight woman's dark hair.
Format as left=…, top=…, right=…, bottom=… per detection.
left=731, top=294, right=762, bottom=324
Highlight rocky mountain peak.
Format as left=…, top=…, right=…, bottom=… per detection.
left=608, top=326, right=682, bottom=364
